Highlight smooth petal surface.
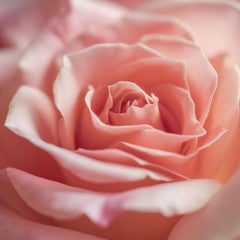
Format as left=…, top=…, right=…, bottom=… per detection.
left=7, top=168, right=221, bottom=228
left=0, top=0, right=67, bottom=48
left=106, top=0, right=150, bottom=9
left=61, top=11, right=196, bottom=57
left=113, top=126, right=226, bottom=178
left=142, top=0, right=240, bottom=62
left=104, top=12, right=195, bottom=43
left=5, top=107, right=170, bottom=185
left=0, top=203, right=105, bottom=240
left=197, top=55, right=240, bottom=180
left=168, top=169, right=240, bottom=240
left=54, top=43, right=161, bottom=149
left=0, top=49, right=20, bottom=94
left=17, top=0, right=125, bottom=93
left=0, top=80, right=62, bottom=180
left=5, top=86, right=59, bottom=145
left=142, top=35, right=217, bottom=123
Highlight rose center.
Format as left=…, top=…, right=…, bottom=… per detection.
left=97, top=81, right=164, bottom=129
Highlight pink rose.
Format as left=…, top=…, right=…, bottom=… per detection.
left=0, top=0, right=240, bottom=239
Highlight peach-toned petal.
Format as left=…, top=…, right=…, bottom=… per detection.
left=17, top=0, right=126, bottom=93
left=109, top=127, right=204, bottom=154
left=0, top=168, right=55, bottom=224
left=7, top=168, right=221, bottom=228
left=0, top=0, right=67, bottom=48
left=76, top=147, right=188, bottom=183
left=142, top=35, right=217, bottom=123
left=0, top=49, right=20, bottom=94
left=113, top=126, right=226, bottom=178
left=108, top=56, right=189, bottom=95
left=105, top=12, right=195, bottom=43
left=142, top=0, right=240, bottom=63
left=79, top=88, right=157, bottom=150
left=157, top=84, right=203, bottom=135
left=5, top=86, right=59, bottom=145
left=107, top=0, right=150, bottom=9
left=54, top=43, right=161, bottom=149
left=0, top=83, right=62, bottom=179
left=0, top=202, right=104, bottom=240
left=168, top=169, right=240, bottom=240
left=5, top=106, right=170, bottom=185
left=197, top=55, right=240, bottom=180
left=92, top=81, right=162, bottom=128
left=61, top=11, right=196, bottom=56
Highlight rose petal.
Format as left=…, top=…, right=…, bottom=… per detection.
left=107, top=0, right=149, bottom=9
left=106, top=11, right=196, bottom=43
left=142, top=0, right=240, bottom=63
left=7, top=168, right=221, bottom=228
left=61, top=11, right=196, bottom=56
left=54, top=43, right=162, bottom=149
left=0, top=0, right=67, bottom=48
left=0, top=83, right=62, bottom=180
left=76, top=147, right=187, bottom=183
left=168, top=169, right=240, bottom=240
left=0, top=168, right=54, bottom=224
left=113, top=126, right=226, bottom=178
left=197, top=55, right=240, bottom=180
left=0, top=200, right=104, bottom=240
left=75, top=51, right=198, bottom=150
left=141, top=35, right=217, bottom=123
left=0, top=49, right=20, bottom=94
left=92, top=81, right=162, bottom=128
left=17, top=0, right=126, bottom=93
left=108, top=56, right=189, bottom=95
left=5, top=105, right=171, bottom=185
left=79, top=87, right=157, bottom=150
left=5, top=85, right=59, bottom=145
left=156, top=84, right=203, bottom=135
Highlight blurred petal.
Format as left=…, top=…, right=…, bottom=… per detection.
left=106, top=0, right=150, bottom=9
left=142, top=0, right=240, bottom=63
left=168, top=169, right=240, bottom=240
left=0, top=49, right=20, bottom=94
left=106, top=12, right=195, bottom=43
left=0, top=0, right=67, bottom=48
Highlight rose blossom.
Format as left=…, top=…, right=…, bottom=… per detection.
left=0, top=0, right=240, bottom=240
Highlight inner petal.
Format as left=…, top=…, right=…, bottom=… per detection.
left=106, top=81, right=163, bottom=129
left=108, top=81, right=153, bottom=113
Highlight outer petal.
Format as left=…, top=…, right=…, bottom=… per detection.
left=17, top=0, right=126, bottom=93
left=106, top=0, right=150, bottom=9
left=0, top=0, right=67, bottom=48
left=0, top=81, right=62, bottom=179
left=0, top=49, right=20, bottom=94
left=0, top=201, right=104, bottom=240
left=168, top=169, right=240, bottom=240
left=5, top=85, right=59, bottom=145
left=6, top=168, right=221, bottom=228
left=197, top=55, right=240, bottom=180
left=142, top=0, right=240, bottom=63
left=61, top=11, right=196, bottom=58
left=102, top=12, right=195, bottom=43
left=0, top=168, right=103, bottom=239
left=5, top=98, right=173, bottom=186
